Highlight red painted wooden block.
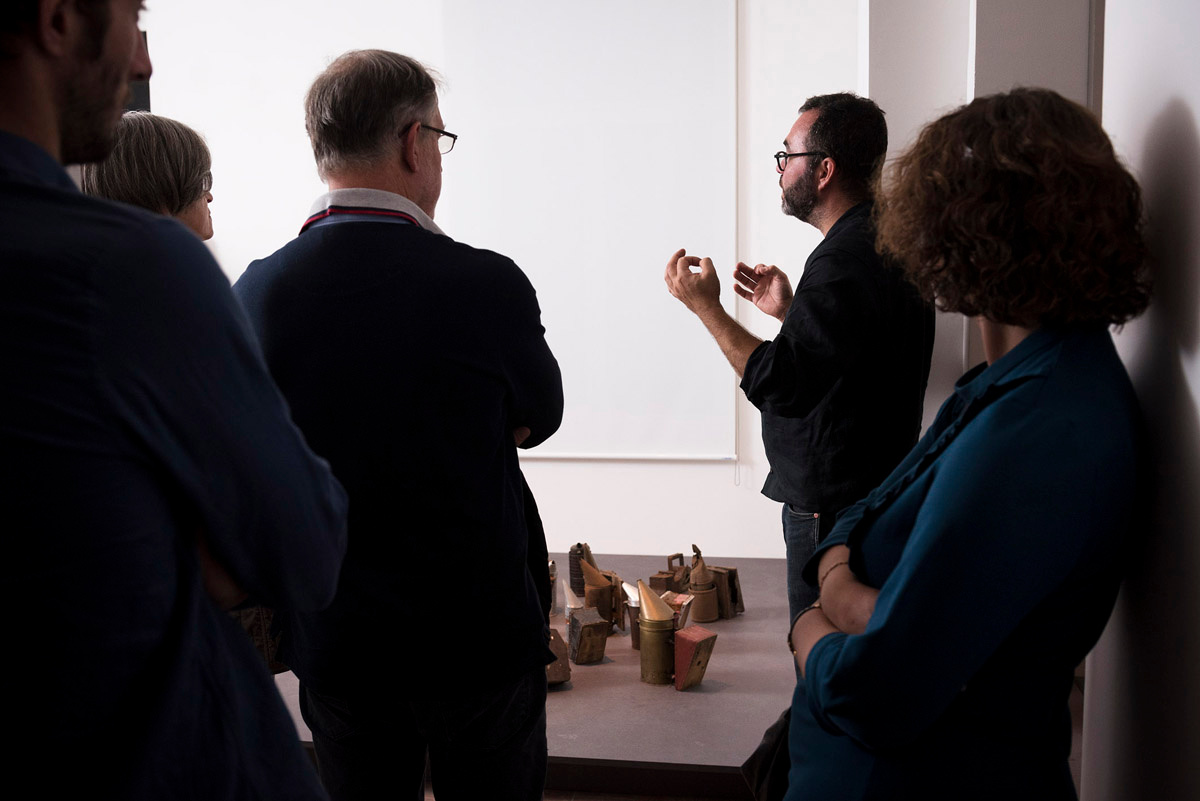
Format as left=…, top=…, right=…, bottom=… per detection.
left=674, top=625, right=717, bottom=691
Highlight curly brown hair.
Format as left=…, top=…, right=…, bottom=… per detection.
left=876, top=88, right=1151, bottom=327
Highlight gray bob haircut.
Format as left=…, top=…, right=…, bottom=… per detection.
left=305, top=49, right=441, bottom=180
left=80, top=112, right=212, bottom=216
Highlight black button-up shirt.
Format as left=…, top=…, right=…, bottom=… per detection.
left=740, top=202, right=934, bottom=516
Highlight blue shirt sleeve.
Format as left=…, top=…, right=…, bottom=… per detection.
left=802, top=398, right=1129, bottom=750
left=94, top=217, right=348, bottom=612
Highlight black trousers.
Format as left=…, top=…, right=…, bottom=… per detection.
left=300, top=664, right=548, bottom=800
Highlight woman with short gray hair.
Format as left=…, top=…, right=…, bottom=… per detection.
left=81, top=111, right=214, bottom=240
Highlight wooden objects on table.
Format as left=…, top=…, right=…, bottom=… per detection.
left=674, top=625, right=718, bottom=691
left=568, top=607, right=609, bottom=665
left=580, top=558, right=626, bottom=631
left=546, top=627, right=572, bottom=685
left=688, top=546, right=719, bottom=624
left=567, top=543, right=591, bottom=600
left=710, top=565, right=744, bottom=619
left=659, top=590, right=694, bottom=630
left=648, top=552, right=691, bottom=594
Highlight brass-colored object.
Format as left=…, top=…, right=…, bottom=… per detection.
left=674, top=625, right=717, bottom=691
left=546, top=627, right=571, bottom=685
left=649, top=552, right=691, bottom=594
left=580, top=559, right=615, bottom=624
left=689, top=548, right=719, bottom=624
left=568, top=607, right=609, bottom=665
left=638, top=580, right=675, bottom=684
left=638, top=578, right=675, bottom=622
left=579, top=558, right=627, bottom=631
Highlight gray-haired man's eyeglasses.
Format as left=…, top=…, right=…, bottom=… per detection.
left=421, top=124, right=458, bottom=154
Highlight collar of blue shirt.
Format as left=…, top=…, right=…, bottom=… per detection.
left=0, top=131, right=77, bottom=191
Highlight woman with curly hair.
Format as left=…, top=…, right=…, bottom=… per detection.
left=785, top=88, right=1151, bottom=800
left=81, top=111, right=214, bottom=239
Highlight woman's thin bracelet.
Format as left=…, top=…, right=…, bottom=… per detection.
left=818, top=560, right=850, bottom=590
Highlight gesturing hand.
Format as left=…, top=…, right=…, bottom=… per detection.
left=664, top=248, right=722, bottom=317
left=732, top=262, right=793, bottom=321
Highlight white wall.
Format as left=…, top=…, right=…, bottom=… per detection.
left=868, top=0, right=975, bottom=429
left=973, top=0, right=1093, bottom=102
left=136, top=0, right=1096, bottom=563
left=1082, top=0, right=1200, bottom=797
left=142, top=0, right=862, bottom=559
left=521, top=0, right=862, bottom=557
left=140, top=1, right=445, bottom=279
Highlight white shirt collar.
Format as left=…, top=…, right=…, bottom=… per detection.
left=307, top=188, right=446, bottom=236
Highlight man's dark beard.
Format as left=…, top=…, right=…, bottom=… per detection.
left=781, top=160, right=819, bottom=222
left=60, top=85, right=123, bottom=164
left=59, top=2, right=121, bottom=165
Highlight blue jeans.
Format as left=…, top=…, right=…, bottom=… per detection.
left=782, top=504, right=836, bottom=622
left=300, top=664, right=548, bottom=801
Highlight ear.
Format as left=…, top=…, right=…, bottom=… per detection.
left=399, top=119, right=423, bottom=173
left=34, top=0, right=77, bottom=58
left=815, top=156, right=837, bottom=193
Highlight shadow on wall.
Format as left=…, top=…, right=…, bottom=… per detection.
left=1102, top=97, right=1200, bottom=800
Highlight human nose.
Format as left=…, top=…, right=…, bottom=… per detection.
left=131, top=29, right=152, bottom=82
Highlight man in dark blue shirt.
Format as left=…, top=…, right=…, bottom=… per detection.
left=0, top=2, right=348, bottom=798
left=233, top=50, right=563, bottom=800
left=665, top=94, right=934, bottom=622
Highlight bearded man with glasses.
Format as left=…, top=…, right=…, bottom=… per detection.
left=665, top=93, right=934, bottom=634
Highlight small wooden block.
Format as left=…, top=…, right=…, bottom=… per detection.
left=711, top=565, right=745, bottom=617
left=568, top=607, right=609, bottom=665
left=674, top=625, right=717, bottom=691
left=601, top=569, right=625, bottom=630
left=546, top=627, right=571, bottom=685
left=649, top=572, right=672, bottom=594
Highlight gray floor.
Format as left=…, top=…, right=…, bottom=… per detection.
left=276, top=554, right=796, bottom=769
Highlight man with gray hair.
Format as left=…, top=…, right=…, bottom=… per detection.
left=234, top=49, right=563, bottom=800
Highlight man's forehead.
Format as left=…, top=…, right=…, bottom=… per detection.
left=786, top=112, right=815, bottom=148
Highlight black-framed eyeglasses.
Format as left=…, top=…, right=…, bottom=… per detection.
left=774, top=150, right=825, bottom=172
left=420, top=124, right=458, bottom=154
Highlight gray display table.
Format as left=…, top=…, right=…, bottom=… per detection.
left=275, top=554, right=794, bottom=798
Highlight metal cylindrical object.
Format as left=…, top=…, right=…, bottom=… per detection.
left=639, top=617, right=674, bottom=684
left=690, top=586, right=719, bottom=623
left=627, top=603, right=641, bottom=650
